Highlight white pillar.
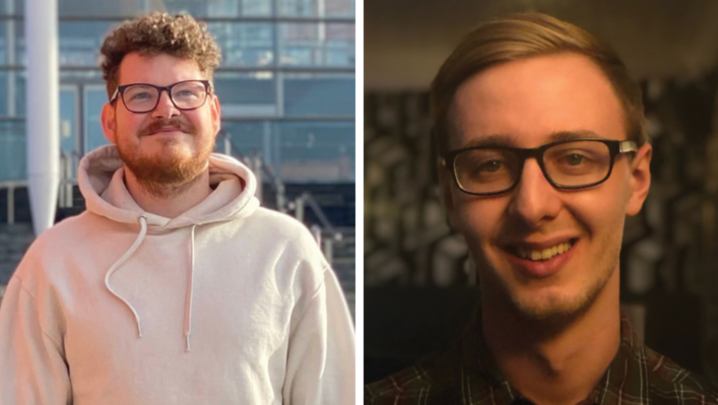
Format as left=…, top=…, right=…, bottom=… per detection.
left=25, top=0, right=59, bottom=236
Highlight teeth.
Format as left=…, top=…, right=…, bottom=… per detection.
left=518, top=241, right=573, bottom=261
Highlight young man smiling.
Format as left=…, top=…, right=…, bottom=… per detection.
left=0, top=13, right=354, bottom=404
left=365, top=12, right=718, bottom=405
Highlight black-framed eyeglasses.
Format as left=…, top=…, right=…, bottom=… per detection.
left=109, top=79, right=212, bottom=113
left=440, top=138, right=638, bottom=196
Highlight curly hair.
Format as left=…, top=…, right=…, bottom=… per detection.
left=100, top=13, right=221, bottom=99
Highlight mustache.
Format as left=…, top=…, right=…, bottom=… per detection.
left=139, top=118, right=197, bottom=137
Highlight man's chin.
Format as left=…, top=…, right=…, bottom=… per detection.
left=121, top=151, right=206, bottom=185
left=505, top=290, right=598, bottom=333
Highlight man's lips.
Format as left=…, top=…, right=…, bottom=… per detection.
left=501, top=237, right=580, bottom=278
left=145, top=127, right=185, bottom=136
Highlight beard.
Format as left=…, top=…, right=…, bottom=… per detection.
left=116, top=117, right=216, bottom=198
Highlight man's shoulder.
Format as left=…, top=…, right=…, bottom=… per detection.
left=641, top=344, right=718, bottom=402
left=364, top=350, right=469, bottom=404
left=22, top=211, right=100, bottom=257
left=246, top=206, right=309, bottom=233
left=8, top=212, right=104, bottom=286
left=236, top=206, right=308, bottom=239
left=241, top=207, right=323, bottom=249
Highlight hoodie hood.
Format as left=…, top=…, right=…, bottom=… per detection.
left=77, top=145, right=260, bottom=228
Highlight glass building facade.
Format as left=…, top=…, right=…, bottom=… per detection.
left=0, top=0, right=355, bottom=183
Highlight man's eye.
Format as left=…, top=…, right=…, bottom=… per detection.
left=479, top=160, right=503, bottom=172
left=564, top=154, right=585, bottom=166
left=129, top=92, right=152, bottom=100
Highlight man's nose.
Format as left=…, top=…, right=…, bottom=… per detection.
left=506, top=158, right=562, bottom=226
left=152, top=90, right=180, bottom=119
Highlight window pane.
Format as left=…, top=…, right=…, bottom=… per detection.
left=84, top=87, right=109, bottom=153
left=163, top=1, right=209, bottom=17
left=1, top=0, right=22, bottom=15
left=59, top=0, right=145, bottom=17
left=214, top=72, right=277, bottom=117
left=0, top=21, right=6, bottom=65
left=208, top=0, right=272, bottom=17
left=283, top=74, right=354, bottom=117
left=219, top=120, right=354, bottom=183
left=279, top=0, right=355, bottom=17
left=275, top=121, right=354, bottom=182
left=59, top=21, right=116, bottom=67
left=220, top=121, right=271, bottom=162
left=0, top=69, right=22, bottom=117
left=0, top=120, right=25, bottom=181
left=10, top=20, right=22, bottom=66
left=279, top=22, right=354, bottom=67
left=208, top=22, right=274, bottom=68
left=163, top=0, right=271, bottom=17
left=0, top=71, right=6, bottom=115
left=19, top=20, right=117, bottom=67
left=12, top=70, right=24, bottom=116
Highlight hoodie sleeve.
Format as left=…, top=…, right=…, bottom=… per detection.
left=282, top=266, right=355, bottom=405
left=0, top=276, right=72, bottom=404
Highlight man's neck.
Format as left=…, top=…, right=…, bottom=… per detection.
left=124, top=167, right=213, bottom=219
left=482, top=272, right=621, bottom=405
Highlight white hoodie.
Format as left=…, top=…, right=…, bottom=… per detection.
left=0, top=145, right=355, bottom=404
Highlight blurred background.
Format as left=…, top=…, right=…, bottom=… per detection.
left=365, top=0, right=718, bottom=385
left=0, top=0, right=356, bottom=315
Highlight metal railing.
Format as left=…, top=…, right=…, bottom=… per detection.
left=0, top=179, right=25, bottom=225
left=0, top=151, right=79, bottom=224
left=217, top=130, right=350, bottom=264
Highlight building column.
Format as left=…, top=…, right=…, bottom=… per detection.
left=25, top=0, right=59, bottom=235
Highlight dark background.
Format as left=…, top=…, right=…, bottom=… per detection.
left=364, top=0, right=718, bottom=386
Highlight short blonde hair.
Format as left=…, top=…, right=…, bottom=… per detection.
left=100, top=13, right=221, bottom=99
left=431, top=12, right=646, bottom=154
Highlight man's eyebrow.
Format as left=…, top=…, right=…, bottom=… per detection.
left=547, top=130, right=603, bottom=142
left=459, top=134, right=517, bottom=148
left=458, top=130, right=603, bottom=149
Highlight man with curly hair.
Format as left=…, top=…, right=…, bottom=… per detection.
left=0, top=13, right=354, bottom=404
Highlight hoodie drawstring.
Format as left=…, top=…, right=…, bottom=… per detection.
left=184, top=224, right=197, bottom=352
left=104, top=216, right=199, bottom=351
left=105, top=215, right=148, bottom=338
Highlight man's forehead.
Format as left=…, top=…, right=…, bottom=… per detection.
left=445, top=53, right=626, bottom=151
left=117, top=52, right=204, bottom=85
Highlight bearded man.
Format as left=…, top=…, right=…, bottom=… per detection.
left=365, top=12, right=718, bottom=405
left=0, top=13, right=354, bottom=404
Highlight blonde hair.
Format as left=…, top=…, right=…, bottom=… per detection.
left=431, top=12, right=646, bottom=154
left=100, top=13, right=221, bottom=99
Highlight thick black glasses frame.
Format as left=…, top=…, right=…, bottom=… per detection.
left=109, top=79, right=212, bottom=113
left=440, top=138, right=638, bottom=196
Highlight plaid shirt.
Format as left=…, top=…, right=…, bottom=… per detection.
left=365, top=313, right=718, bottom=405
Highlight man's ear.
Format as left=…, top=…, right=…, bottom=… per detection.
left=100, top=103, right=117, bottom=144
left=211, top=94, right=221, bottom=136
left=439, top=160, right=458, bottom=229
left=626, top=143, right=652, bottom=216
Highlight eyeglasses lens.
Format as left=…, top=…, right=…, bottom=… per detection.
left=453, top=141, right=612, bottom=194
